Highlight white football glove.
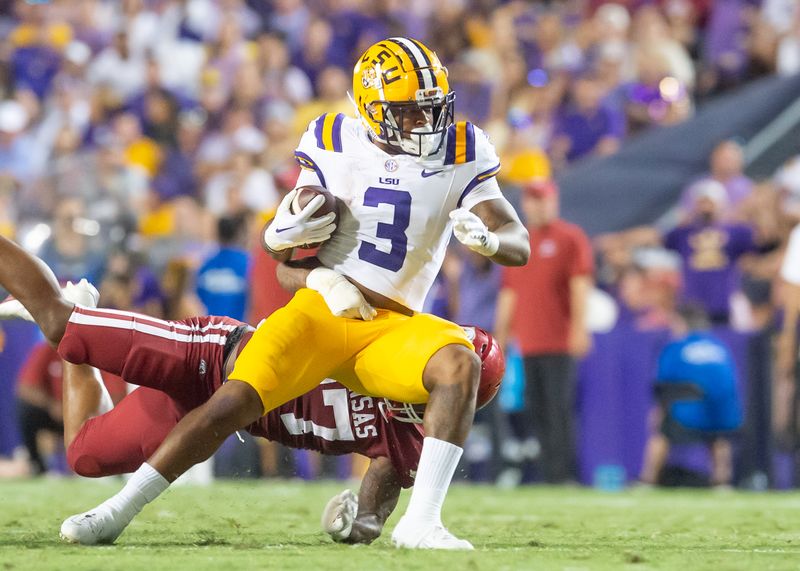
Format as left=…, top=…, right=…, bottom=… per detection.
left=449, top=208, right=500, bottom=256
left=263, top=189, right=337, bottom=251
left=321, top=489, right=358, bottom=542
left=306, top=267, right=377, bottom=321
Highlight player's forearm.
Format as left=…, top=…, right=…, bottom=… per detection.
left=344, top=457, right=401, bottom=544
left=358, top=460, right=401, bottom=525
left=489, top=222, right=530, bottom=266
left=467, top=198, right=529, bottom=266
left=276, top=258, right=322, bottom=293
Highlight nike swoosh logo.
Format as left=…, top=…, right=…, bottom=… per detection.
left=421, top=169, right=443, bottom=178
left=274, top=226, right=295, bottom=233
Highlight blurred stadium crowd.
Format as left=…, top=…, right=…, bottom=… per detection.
left=2, top=0, right=800, bottom=488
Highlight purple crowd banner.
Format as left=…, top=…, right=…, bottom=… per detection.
left=0, top=321, right=42, bottom=456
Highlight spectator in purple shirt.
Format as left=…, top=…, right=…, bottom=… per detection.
left=665, top=179, right=757, bottom=325
left=270, top=0, right=311, bottom=56
left=679, top=139, right=754, bottom=221
left=292, top=18, right=334, bottom=92
left=446, top=247, right=503, bottom=332
left=151, top=111, right=203, bottom=202
left=11, top=40, right=61, bottom=101
left=125, top=58, right=197, bottom=137
left=550, top=71, right=625, bottom=168
left=702, top=0, right=752, bottom=94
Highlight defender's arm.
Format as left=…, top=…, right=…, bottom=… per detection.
left=340, top=457, right=403, bottom=544
left=275, top=257, right=322, bottom=292
left=276, top=258, right=376, bottom=320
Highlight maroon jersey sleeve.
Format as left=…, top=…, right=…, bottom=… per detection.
left=252, top=381, right=423, bottom=487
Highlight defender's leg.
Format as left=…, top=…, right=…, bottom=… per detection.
left=62, top=363, right=113, bottom=448
left=0, top=236, right=75, bottom=344
left=60, top=290, right=346, bottom=545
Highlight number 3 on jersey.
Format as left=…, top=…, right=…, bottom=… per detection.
left=358, top=186, right=411, bottom=272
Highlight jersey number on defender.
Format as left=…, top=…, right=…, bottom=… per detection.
left=280, top=389, right=355, bottom=441
left=357, top=187, right=411, bottom=272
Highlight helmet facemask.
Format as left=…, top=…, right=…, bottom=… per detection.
left=368, top=89, right=455, bottom=158
left=378, top=399, right=425, bottom=424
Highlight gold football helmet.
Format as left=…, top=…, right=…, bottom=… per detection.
left=352, top=37, right=454, bottom=157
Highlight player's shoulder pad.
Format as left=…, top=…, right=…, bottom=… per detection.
left=308, top=112, right=351, bottom=153
left=443, top=121, right=500, bottom=171
left=450, top=123, right=501, bottom=208
left=295, top=113, right=353, bottom=182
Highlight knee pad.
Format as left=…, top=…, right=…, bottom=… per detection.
left=66, top=442, right=104, bottom=478
left=57, top=330, right=89, bottom=365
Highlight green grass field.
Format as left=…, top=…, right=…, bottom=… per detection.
left=2, top=479, right=800, bottom=570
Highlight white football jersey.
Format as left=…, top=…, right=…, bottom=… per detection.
left=294, top=113, right=505, bottom=311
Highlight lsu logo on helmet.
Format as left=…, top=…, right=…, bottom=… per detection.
left=361, top=66, right=379, bottom=89
left=352, top=37, right=455, bottom=157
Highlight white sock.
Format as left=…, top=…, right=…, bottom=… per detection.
left=403, top=437, right=463, bottom=525
left=100, top=463, right=169, bottom=523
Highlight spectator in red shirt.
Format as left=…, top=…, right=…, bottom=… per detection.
left=16, top=341, right=126, bottom=475
left=495, top=179, right=594, bottom=483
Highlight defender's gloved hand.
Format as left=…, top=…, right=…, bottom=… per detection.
left=321, top=489, right=358, bottom=542
left=306, top=268, right=377, bottom=321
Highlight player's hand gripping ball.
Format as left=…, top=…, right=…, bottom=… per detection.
left=263, top=186, right=338, bottom=251
left=289, top=186, right=339, bottom=249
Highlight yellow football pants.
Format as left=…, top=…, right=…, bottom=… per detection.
left=229, top=288, right=472, bottom=413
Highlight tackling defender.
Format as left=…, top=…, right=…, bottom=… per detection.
left=60, top=37, right=529, bottom=550
left=0, top=236, right=504, bottom=545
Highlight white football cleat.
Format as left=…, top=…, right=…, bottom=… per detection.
left=0, top=279, right=99, bottom=322
left=60, top=508, right=126, bottom=545
left=391, top=516, right=474, bottom=550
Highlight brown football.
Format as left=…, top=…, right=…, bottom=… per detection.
left=289, top=185, right=338, bottom=249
